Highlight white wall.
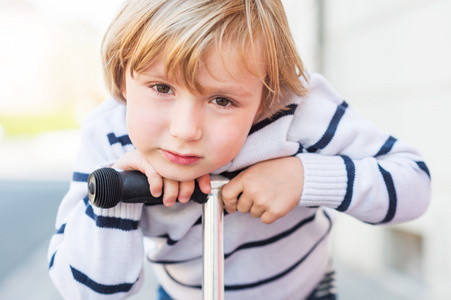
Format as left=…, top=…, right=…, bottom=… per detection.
left=284, top=0, right=451, bottom=299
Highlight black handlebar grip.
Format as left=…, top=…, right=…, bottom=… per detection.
left=88, top=167, right=209, bottom=208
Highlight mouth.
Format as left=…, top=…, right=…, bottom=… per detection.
left=161, top=149, right=201, bottom=166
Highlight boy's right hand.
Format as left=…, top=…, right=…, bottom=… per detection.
left=112, top=150, right=211, bottom=207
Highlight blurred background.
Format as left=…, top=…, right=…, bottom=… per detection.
left=0, top=0, right=449, bottom=299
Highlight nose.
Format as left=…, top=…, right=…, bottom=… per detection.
left=169, top=100, right=203, bottom=142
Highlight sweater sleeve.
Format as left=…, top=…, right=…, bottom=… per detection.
left=292, top=74, right=431, bottom=225
left=48, top=100, right=146, bottom=299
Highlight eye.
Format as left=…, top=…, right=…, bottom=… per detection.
left=212, top=97, right=232, bottom=107
left=152, top=84, right=173, bottom=94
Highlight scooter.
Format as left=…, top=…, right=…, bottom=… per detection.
left=88, top=167, right=228, bottom=300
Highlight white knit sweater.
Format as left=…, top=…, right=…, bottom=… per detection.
left=48, top=73, right=431, bottom=299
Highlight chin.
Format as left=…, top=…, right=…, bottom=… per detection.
left=157, top=168, right=204, bottom=182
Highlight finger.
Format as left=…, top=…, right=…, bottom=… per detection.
left=178, top=181, right=195, bottom=203
left=236, top=194, right=253, bottom=214
left=249, top=205, right=264, bottom=219
left=196, top=174, right=211, bottom=195
left=163, top=179, right=179, bottom=207
left=146, top=172, right=163, bottom=198
left=260, top=211, right=277, bottom=224
left=112, top=150, right=164, bottom=198
left=223, top=195, right=238, bottom=214
left=221, top=178, right=244, bottom=213
left=221, top=179, right=243, bottom=214
left=136, top=158, right=163, bottom=198
left=111, top=151, right=139, bottom=170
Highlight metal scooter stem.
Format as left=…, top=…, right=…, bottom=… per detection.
left=87, top=168, right=228, bottom=298
left=203, top=175, right=228, bottom=300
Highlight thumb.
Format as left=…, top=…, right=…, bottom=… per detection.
left=221, top=176, right=244, bottom=213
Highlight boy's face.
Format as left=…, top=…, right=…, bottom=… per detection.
left=123, top=46, right=265, bottom=181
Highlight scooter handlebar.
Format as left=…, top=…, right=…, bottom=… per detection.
left=87, top=167, right=208, bottom=208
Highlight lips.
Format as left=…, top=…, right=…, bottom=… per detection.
left=161, top=150, right=201, bottom=165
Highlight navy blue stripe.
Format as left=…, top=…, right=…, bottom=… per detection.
left=249, top=104, right=297, bottom=135
left=220, top=169, right=244, bottom=180
left=224, top=213, right=316, bottom=260
left=320, top=271, right=335, bottom=281
left=220, top=151, right=302, bottom=181
left=416, top=161, right=431, bottom=179
left=49, top=251, right=56, bottom=269
left=107, top=133, right=132, bottom=146
left=73, top=172, right=89, bottom=182
left=150, top=212, right=317, bottom=265
left=85, top=204, right=139, bottom=231
left=56, top=223, right=66, bottom=234
left=156, top=233, right=179, bottom=246
left=82, top=195, right=139, bottom=231
left=158, top=215, right=218, bottom=248
left=296, top=143, right=304, bottom=154
left=336, top=155, right=355, bottom=212
left=375, top=136, right=397, bottom=156
left=306, top=270, right=336, bottom=299
left=164, top=210, right=332, bottom=290
left=224, top=212, right=331, bottom=291
left=83, top=195, right=90, bottom=206
left=377, top=164, right=397, bottom=224
left=70, top=266, right=136, bottom=295
left=307, top=101, right=348, bottom=153
left=193, top=216, right=202, bottom=226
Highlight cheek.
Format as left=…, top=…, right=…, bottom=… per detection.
left=208, top=121, right=250, bottom=164
left=126, top=107, right=165, bottom=147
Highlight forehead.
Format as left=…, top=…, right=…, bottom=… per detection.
left=133, top=40, right=266, bottom=95
left=137, top=46, right=264, bottom=99
left=199, top=42, right=266, bottom=86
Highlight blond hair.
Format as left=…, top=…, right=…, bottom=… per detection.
left=102, top=0, right=308, bottom=117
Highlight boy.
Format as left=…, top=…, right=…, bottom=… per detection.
left=48, top=0, right=431, bottom=299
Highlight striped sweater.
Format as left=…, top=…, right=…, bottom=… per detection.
left=48, top=73, right=431, bottom=299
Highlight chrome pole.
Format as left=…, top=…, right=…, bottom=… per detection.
left=203, top=175, right=229, bottom=300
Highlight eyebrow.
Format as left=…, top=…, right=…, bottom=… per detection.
left=206, top=85, right=253, bottom=98
left=137, top=70, right=166, bottom=81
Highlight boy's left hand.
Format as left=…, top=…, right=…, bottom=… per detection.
left=221, top=157, right=304, bottom=224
